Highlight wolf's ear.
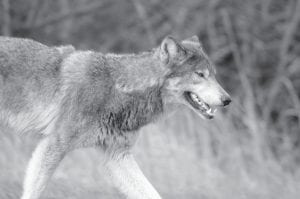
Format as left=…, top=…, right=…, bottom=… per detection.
left=182, top=35, right=201, bottom=47
left=184, top=35, right=200, bottom=43
left=160, top=36, right=185, bottom=64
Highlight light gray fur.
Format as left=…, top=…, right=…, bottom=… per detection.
left=0, top=35, right=230, bottom=199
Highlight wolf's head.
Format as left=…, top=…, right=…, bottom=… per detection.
left=159, top=36, right=231, bottom=119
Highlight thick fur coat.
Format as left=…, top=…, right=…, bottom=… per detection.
left=0, top=36, right=231, bottom=199
left=0, top=37, right=167, bottom=151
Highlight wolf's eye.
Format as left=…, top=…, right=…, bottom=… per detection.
left=189, top=55, right=198, bottom=61
left=195, top=71, right=205, bottom=78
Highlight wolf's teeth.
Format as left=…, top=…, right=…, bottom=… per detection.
left=191, top=93, right=198, bottom=101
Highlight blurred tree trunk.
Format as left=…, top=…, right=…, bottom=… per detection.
left=1, top=0, right=11, bottom=36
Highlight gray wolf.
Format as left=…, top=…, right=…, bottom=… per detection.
left=0, top=35, right=231, bottom=199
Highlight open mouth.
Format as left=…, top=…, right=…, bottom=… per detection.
left=183, top=91, right=217, bottom=119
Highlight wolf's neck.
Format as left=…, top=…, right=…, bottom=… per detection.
left=107, top=51, right=161, bottom=72
left=106, top=51, right=168, bottom=92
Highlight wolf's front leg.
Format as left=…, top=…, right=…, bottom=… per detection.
left=21, top=135, right=68, bottom=199
left=105, top=153, right=162, bottom=199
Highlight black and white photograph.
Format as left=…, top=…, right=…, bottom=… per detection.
left=0, top=0, right=300, bottom=198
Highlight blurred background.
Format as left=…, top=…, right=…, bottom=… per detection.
left=1, top=0, right=300, bottom=198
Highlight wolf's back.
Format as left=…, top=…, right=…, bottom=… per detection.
left=0, top=37, right=63, bottom=79
left=0, top=37, right=66, bottom=112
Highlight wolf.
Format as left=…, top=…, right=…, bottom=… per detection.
left=0, top=35, right=231, bottom=199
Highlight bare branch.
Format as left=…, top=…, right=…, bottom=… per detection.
left=279, top=0, right=300, bottom=70
left=281, top=77, right=300, bottom=128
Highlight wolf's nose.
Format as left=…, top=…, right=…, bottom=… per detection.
left=222, top=98, right=231, bottom=106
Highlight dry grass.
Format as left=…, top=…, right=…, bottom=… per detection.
left=0, top=107, right=300, bottom=199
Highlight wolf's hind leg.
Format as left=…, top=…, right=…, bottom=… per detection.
left=105, top=153, right=162, bottom=199
left=21, top=135, right=68, bottom=199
